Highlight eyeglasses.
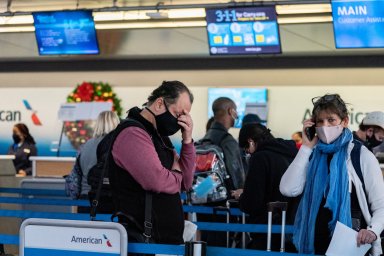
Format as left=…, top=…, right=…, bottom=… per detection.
left=311, top=94, right=345, bottom=107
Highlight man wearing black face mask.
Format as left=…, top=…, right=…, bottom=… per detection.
left=353, top=111, right=384, bottom=152
left=108, top=81, right=196, bottom=245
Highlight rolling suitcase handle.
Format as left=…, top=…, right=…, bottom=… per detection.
left=227, top=199, right=246, bottom=249
left=267, top=201, right=288, bottom=252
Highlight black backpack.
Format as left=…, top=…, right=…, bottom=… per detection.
left=87, top=118, right=146, bottom=215
left=87, top=131, right=115, bottom=213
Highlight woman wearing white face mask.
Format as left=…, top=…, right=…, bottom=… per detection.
left=280, top=94, right=384, bottom=256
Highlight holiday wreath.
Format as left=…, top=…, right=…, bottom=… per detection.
left=65, top=81, right=122, bottom=150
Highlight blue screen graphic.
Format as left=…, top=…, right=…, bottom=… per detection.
left=205, top=7, right=281, bottom=55
left=332, top=0, right=384, bottom=48
left=33, top=10, right=99, bottom=55
left=208, top=88, right=268, bottom=128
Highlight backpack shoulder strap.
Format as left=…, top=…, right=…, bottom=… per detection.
left=90, top=118, right=147, bottom=220
left=351, top=139, right=364, bottom=192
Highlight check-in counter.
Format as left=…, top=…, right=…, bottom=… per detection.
left=0, top=155, right=15, bottom=160
left=0, top=155, right=16, bottom=176
left=29, top=156, right=76, bottom=177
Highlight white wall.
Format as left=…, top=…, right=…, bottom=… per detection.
left=0, top=68, right=383, bottom=147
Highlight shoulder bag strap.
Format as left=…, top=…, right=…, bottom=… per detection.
left=143, top=192, right=153, bottom=242
left=90, top=118, right=146, bottom=220
left=90, top=132, right=116, bottom=220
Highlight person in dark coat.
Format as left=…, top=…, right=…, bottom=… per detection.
left=198, top=97, right=245, bottom=247
left=234, top=123, right=298, bottom=251
left=7, top=123, right=37, bottom=176
left=109, top=81, right=195, bottom=245
left=202, top=97, right=245, bottom=190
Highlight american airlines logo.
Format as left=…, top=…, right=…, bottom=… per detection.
left=22, top=99, right=42, bottom=125
left=71, top=234, right=112, bottom=247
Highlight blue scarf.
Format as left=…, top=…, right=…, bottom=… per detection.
left=293, top=128, right=353, bottom=254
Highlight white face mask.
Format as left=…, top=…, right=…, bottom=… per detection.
left=315, top=125, right=344, bottom=144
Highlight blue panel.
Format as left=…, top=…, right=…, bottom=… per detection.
left=208, top=88, right=268, bottom=128
left=332, top=0, right=384, bottom=48
left=33, top=10, right=99, bottom=55
left=205, top=6, right=281, bottom=55
left=25, top=248, right=119, bottom=256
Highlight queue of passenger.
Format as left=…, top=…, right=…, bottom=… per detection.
left=7, top=83, right=384, bottom=256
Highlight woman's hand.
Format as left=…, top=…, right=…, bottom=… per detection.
left=357, top=229, right=377, bottom=246
left=302, top=119, right=318, bottom=149
left=16, top=170, right=26, bottom=177
left=230, top=189, right=243, bottom=200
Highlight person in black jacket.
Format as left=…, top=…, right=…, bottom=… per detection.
left=109, top=81, right=195, bottom=246
left=7, top=123, right=37, bottom=176
left=198, top=97, right=245, bottom=247
left=234, top=123, right=298, bottom=251
left=203, top=97, right=245, bottom=190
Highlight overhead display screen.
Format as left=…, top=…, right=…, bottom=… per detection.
left=332, top=0, right=384, bottom=48
left=205, top=6, right=281, bottom=55
left=33, top=10, right=99, bottom=55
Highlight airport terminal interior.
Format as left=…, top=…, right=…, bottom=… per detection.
left=1, top=0, right=384, bottom=255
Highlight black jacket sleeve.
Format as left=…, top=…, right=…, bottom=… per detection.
left=239, top=153, right=269, bottom=216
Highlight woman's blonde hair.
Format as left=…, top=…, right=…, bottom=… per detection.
left=93, top=111, right=120, bottom=138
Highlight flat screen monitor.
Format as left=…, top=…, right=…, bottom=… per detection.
left=331, top=0, right=384, bottom=48
left=208, top=88, right=268, bottom=128
left=33, top=10, right=99, bottom=55
left=205, top=6, right=281, bottom=55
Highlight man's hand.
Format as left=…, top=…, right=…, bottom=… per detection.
left=357, top=229, right=377, bottom=246
left=178, top=109, right=193, bottom=144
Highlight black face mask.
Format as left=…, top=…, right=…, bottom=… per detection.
left=146, top=104, right=181, bottom=136
left=366, top=133, right=382, bottom=149
left=12, top=134, right=21, bottom=144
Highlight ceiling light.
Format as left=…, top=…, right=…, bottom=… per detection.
left=278, top=15, right=333, bottom=24
left=168, top=8, right=205, bottom=19
left=276, top=4, right=331, bottom=15
left=95, top=20, right=206, bottom=30
left=0, top=25, right=34, bottom=32
left=0, top=15, right=33, bottom=25
left=93, top=11, right=149, bottom=21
